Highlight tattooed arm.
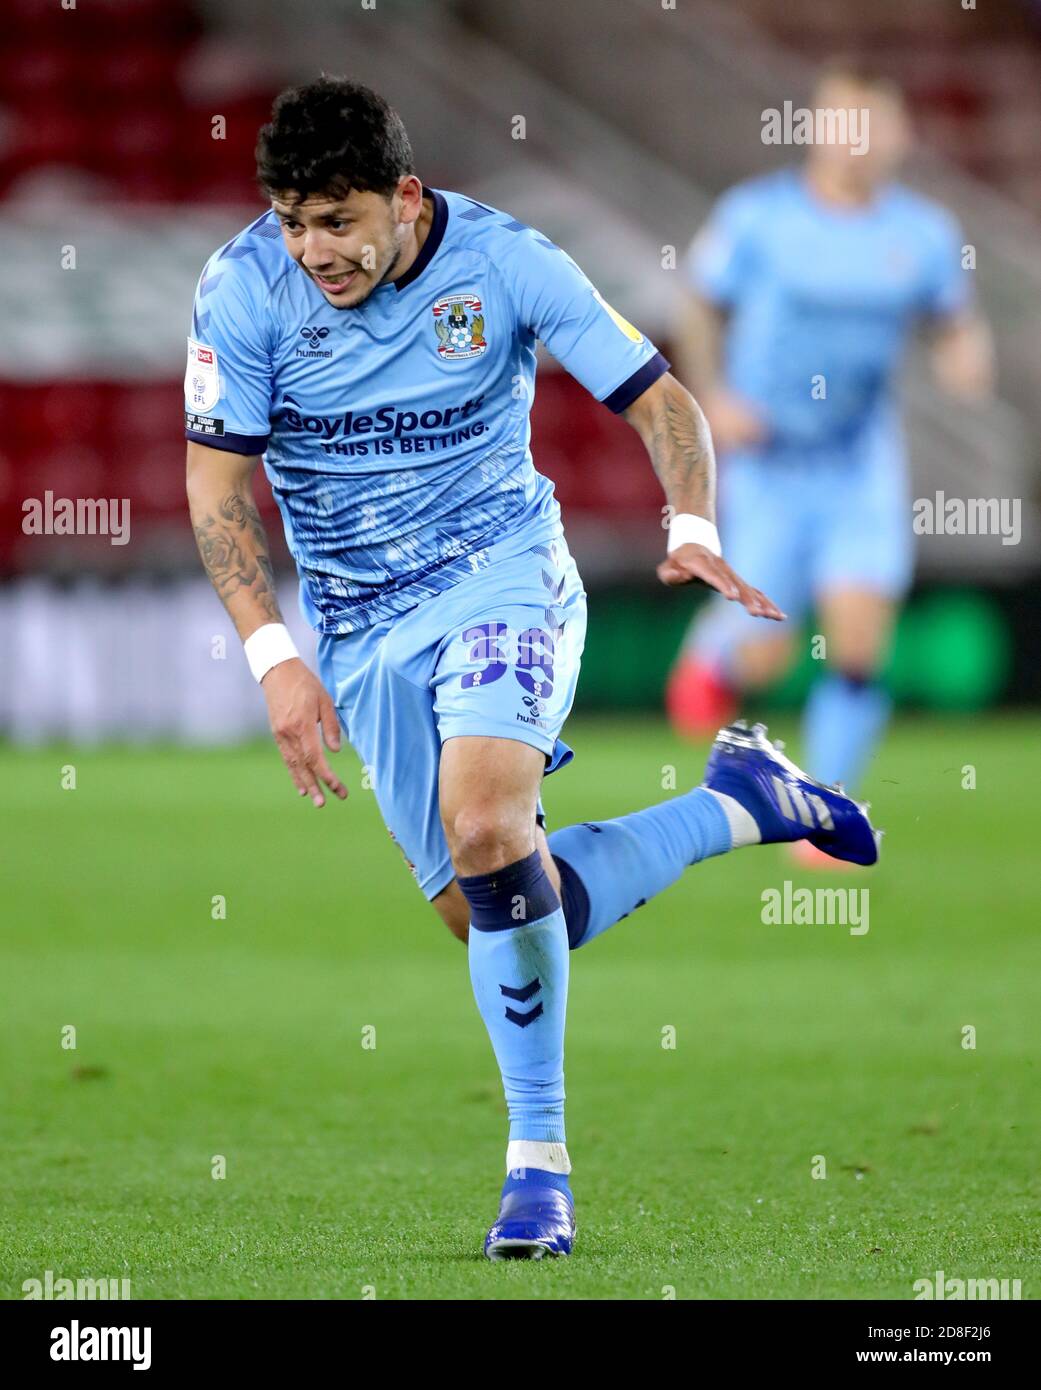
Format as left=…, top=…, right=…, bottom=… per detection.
left=623, top=372, right=784, bottom=620
left=186, top=441, right=347, bottom=806
left=186, top=444, right=282, bottom=636
left=625, top=370, right=717, bottom=519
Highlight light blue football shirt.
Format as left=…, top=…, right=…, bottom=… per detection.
left=185, top=186, right=668, bottom=633
left=685, top=169, right=971, bottom=449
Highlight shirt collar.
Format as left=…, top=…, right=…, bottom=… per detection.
left=393, top=185, right=448, bottom=291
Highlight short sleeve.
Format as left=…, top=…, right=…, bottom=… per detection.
left=917, top=209, right=972, bottom=322
left=501, top=227, right=669, bottom=413
left=684, top=184, right=762, bottom=308
left=184, top=258, right=273, bottom=454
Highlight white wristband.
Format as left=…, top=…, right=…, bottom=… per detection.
left=243, top=623, right=299, bottom=684
left=667, top=512, right=722, bottom=556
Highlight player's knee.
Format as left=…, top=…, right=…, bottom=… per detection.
left=827, top=634, right=887, bottom=678
left=445, top=805, right=532, bottom=876
left=820, top=593, right=895, bottom=675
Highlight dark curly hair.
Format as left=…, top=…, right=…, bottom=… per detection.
left=255, top=76, right=414, bottom=204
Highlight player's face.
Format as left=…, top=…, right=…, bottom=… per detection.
left=272, top=186, right=410, bottom=308
left=807, top=81, right=910, bottom=193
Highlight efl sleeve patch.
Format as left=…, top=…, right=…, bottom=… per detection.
left=185, top=338, right=221, bottom=415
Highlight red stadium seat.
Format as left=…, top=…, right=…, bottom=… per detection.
left=35, top=384, right=107, bottom=448
left=108, top=383, right=183, bottom=446
left=89, top=45, right=179, bottom=100
left=0, top=45, right=74, bottom=100
left=116, top=167, right=184, bottom=202
left=110, top=444, right=190, bottom=514
left=95, top=109, right=179, bottom=164
left=11, top=109, right=87, bottom=165
left=26, top=444, right=107, bottom=503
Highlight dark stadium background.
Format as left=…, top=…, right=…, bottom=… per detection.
left=0, top=0, right=1038, bottom=738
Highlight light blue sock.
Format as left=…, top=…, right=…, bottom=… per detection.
left=458, top=850, right=569, bottom=1144
left=804, top=673, right=891, bottom=792
left=549, top=787, right=733, bottom=950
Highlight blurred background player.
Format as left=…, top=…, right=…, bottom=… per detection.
left=666, top=63, right=995, bottom=864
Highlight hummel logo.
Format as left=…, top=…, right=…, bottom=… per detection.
left=772, top=776, right=834, bottom=830
left=500, top=976, right=543, bottom=1027
left=296, top=325, right=333, bottom=360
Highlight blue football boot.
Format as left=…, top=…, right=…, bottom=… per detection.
left=703, top=721, right=881, bottom=866
left=484, top=1168, right=576, bottom=1260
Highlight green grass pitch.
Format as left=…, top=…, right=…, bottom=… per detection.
left=1, top=715, right=1038, bottom=1300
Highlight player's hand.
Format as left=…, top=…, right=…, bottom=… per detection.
left=657, top=543, right=786, bottom=621
left=261, top=658, right=349, bottom=807
left=702, top=389, right=767, bottom=451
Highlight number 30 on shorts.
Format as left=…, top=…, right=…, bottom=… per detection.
left=460, top=621, right=555, bottom=698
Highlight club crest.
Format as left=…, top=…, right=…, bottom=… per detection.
left=432, top=292, right=487, bottom=360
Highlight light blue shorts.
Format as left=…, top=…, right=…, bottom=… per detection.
left=317, top=534, right=588, bottom=900
left=690, top=411, right=914, bottom=658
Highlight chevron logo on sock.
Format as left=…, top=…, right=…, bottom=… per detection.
left=500, top=976, right=541, bottom=1003
left=504, top=1001, right=544, bottom=1028
left=500, top=975, right=543, bottom=1026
